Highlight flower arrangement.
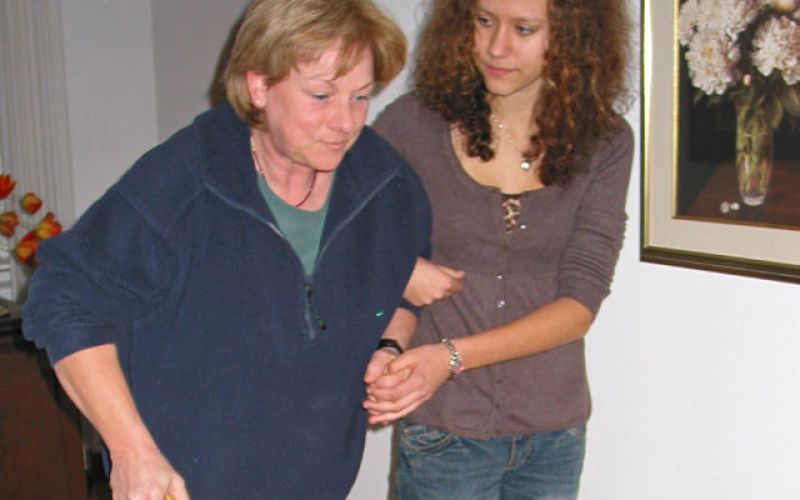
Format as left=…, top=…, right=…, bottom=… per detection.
left=679, top=0, right=800, bottom=205
left=0, top=174, right=63, bottom=265
left=679, top=0, right=800, bottom=127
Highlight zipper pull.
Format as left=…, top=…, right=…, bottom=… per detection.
left=305, top=285, right=327, bottom=334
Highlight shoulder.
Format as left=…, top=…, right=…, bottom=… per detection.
left=609, top=116, right=634, bottom=149
left=354, top=126, right=427, bottom=192
left=372, top=93, right=445, bottom=145
left=592, top=116, right=634, bottom=158
left=576, top=114, right=635, bottom=176
left=373, top=93, right=431, bottom=124
left=371, top=94, right=450, bottom=171
left=112, top=106, right=236, bottom=235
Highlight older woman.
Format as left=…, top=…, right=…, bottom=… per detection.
left=22, top=1, right=429, bottom=499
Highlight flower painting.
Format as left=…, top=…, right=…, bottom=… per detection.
left=674, top=0, right=800, bottom=226
left=642, top=1, right=800, bottom=284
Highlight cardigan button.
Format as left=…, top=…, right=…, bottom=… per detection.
left=496, top=300, right=506, bottom=309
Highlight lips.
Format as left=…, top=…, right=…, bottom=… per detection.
left=482, top=63, right=514, bottom=78
left=322, top=139, right=351, bottom=151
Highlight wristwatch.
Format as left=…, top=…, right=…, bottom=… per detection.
left=376, top=338, right=404, bottom=355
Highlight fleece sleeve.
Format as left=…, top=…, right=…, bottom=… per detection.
left=22, top=187, right=175, bottom=365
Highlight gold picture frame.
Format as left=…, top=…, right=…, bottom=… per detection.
left=641, top=1, right=800, bottom=284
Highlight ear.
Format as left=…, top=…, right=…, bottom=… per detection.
left=246, top=70, right=268, bottom=109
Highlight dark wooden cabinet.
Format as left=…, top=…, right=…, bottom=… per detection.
left=0, top=300, right=87, bottom=499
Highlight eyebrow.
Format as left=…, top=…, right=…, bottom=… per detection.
left=354, top=80, right=376, bottom=91
left=476, top=7, right=545, bottom=25
left=312, top=77, right=376, bottom=94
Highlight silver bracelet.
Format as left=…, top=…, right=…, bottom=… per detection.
left=440, top=338, right=464, bottom=380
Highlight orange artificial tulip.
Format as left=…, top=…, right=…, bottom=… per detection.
left=14, top=231, right=38, bottom=266
left=35, top=212, right=62, bottom=240
left=0, top=174, right=16, bottom=200
left=0, top=211, right=20, bottom=237
left=21, top=192, right=43, bottom=214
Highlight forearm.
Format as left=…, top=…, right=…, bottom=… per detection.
left=379, top=307, right=418, bottom=350
left=55, top=344, right=188, bottom=498
left=452, top=297, right=593, bottom=372
left=364, top=307, right=418, bottom=387
left=54, top=344, right=159, bottom=457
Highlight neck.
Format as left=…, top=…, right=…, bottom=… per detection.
left=250, top=131, right=317, bottom=208
left=488, top=80, right=543, bottom=133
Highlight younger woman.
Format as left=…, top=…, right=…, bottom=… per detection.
left=364, top=0, right=635, bottom=498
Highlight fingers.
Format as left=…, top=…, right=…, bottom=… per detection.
left=367, top=367, right=411, bottom=393
left=363, top=351, right=394, bottom=385
left=363, top=362, right=381, bottom=385
left=365, top=390, right=428, bottom=425
left=439, top=265, right=465, bottom=279
left=166, top=476, right=189, bottom=500
left=367, top=401, right=424, bottom=425
left=108, top=448, right=187, bottom=500
left=365, top=364, right=423, bottom=408
left=432, top=264, right=464, bottom=297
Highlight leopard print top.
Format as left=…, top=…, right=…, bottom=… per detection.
left=502, top=194, right=523, bottom=233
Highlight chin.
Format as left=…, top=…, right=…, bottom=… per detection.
left=310, top=156, right=347, bottom=172
left=483, top=82, right=520, bottom=97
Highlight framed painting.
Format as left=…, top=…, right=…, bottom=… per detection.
left=641, top=1, right=800, bottom=283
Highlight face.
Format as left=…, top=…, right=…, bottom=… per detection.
left=248, top=44, right=375, bottom=172
left=472, top=0, right=550, bottom=101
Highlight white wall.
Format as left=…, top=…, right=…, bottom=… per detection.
left=60, top=0, right=159, bottom=216
left=151, top=0, right=250, bottom=141
left=57, top=0, right=800, bottom=498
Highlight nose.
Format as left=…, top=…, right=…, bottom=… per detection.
left=329, top=100, right=358, bottom=134
left=487, top=26, right=511, bottom=58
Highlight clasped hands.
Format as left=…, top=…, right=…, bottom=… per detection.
left=362, top=341, right=453, bottom=425
left=362, top=258, right=465, bottom=424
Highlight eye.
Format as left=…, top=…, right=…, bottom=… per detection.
left=476, top=15, right=492, bottom=27
left=516, top=25, right=535, bottom=36
left=311, top=93, right=329, bottom=101
left=354, top=94, right=371, bottom=104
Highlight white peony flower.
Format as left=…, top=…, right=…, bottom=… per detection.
left=717, top=0, right=763, bottom=41
left=695, top=0, right=725, bottom=35
left=777, top=19, right=800, bottom=84
left=766, top=0, right=800, bottom=13
left=685, top=30, right=741, bottom=95
left=679, top=0, right=701, bottom=46
left=752, top=18, right=784, bottom=76
left=752, top=15, right=800, bottom=84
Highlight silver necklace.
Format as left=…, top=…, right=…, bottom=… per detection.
left=250, top=134, right=316, bottom=208
left=489, top=113, right=532, bottom=171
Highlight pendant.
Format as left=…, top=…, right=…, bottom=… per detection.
left=520, top=160, right=532, bottom=171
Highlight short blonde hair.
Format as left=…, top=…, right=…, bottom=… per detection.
left=223, top=0, right=407, bottom=126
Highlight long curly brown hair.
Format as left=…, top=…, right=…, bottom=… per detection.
left=414, top=0, right=632, bottom=186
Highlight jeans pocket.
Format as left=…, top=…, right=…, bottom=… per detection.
left=398, top=421, right=456, bottom=454
left=564, top=424, right=586, bottom=440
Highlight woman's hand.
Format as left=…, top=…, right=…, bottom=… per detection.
left=403, top=258, right=465, bottom=307
left=363, top=347, right=399, bottom=387
left=52, top=345, right=190, bottom=499
left=109, top=444, right=188, bottom=500
left=363, top=343, right=452, bottom=425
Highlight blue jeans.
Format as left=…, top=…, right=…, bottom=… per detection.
left=394, top=420, right=586, bottom=500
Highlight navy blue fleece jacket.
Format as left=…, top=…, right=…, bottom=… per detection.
left=22, top=103, right=430, bottom=499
